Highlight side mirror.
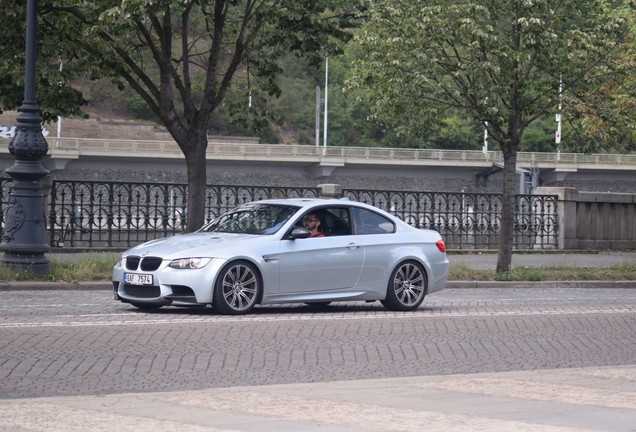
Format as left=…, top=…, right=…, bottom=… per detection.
left=288, top=227, right=312, bottom=239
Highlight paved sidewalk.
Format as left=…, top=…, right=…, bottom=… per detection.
left=1, top=365, right=634, bottom=431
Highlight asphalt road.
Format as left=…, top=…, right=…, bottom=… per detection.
left=2, top=287, right=635, bottom=431
left=1, top=287, right=634, bottom=399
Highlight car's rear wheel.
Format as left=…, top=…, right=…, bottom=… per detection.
left=213, top=260, right=261, bottom=315
left=381, top=261, right=427, bottom=311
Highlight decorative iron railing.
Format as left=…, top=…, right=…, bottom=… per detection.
left=47, top=181, right=320, bottom=247
left=343, top=189, right=558, bottom=250
left=0, top=178, right=558, bottom=250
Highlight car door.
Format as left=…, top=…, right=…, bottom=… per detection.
left=277, top=207, right=364, bottom=294
left=351, top=206, right=398, bottom=284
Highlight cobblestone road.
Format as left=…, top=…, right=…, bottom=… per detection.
left=1, top=288, right=635, bottom=400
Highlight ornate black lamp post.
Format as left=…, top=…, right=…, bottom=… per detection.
left=1, top=0, right=50, bottom=276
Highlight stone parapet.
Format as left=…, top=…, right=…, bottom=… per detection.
left=535, top=187, right=636, bottom=250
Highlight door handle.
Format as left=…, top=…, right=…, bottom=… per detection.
left=346, top=243, right=361, bottom=249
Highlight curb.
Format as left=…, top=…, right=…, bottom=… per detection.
left=2, top=281, right=635, bottom=291
left=0, top=281, right=112, bottom=291
left=446, top=280, right=636, bottom=289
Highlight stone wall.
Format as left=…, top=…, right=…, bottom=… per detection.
left=5, top=152, right=636, bottom=195
left=49, top=159, right=502, bottom=195
left=536, top=187, right=636, bottom=249
left=555, top=172, right=636, bottom=194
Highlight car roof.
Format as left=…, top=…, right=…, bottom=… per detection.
left=248, top=197, right=389, bottom=214
left=251, top=197, right=349, bottom=208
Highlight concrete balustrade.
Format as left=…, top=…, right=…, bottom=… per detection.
left=3, top=137, right=636, bottom=171
left=535, top=187, right=636, bottom=249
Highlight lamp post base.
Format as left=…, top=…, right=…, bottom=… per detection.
left=0, top=161, right=50, bottom=277
left=1, top=252, right=49, bottom=277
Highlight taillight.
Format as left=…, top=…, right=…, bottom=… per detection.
left=435, top=239, right=446, bottom=253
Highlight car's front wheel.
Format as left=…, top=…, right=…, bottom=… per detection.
left=381, top=261, right=427, bottom=311
left=213, top=260, right=261, bottom=315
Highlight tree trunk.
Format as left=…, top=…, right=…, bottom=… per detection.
left=496, top=147, right=518, bottom=273
left=184, top=139, right=207, bottom=232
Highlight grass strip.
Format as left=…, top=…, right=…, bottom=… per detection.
left=1, top=254, right=635, bottom=282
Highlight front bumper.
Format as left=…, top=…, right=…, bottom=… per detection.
left=112, top=256, right=228, bottom=306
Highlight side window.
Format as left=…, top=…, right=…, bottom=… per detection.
left=323, top=208, right=352, bottom=236
left=298, top=207, right=352, bottom=236
left=353, top=208, right=395, bottom=235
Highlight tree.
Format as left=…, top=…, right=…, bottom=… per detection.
left=1, top=0, right=355, bottom=231
left=348, top=0, right=635, bottom=272
left=0, top=2, right=87, bottom=122
left=564, top=5, right=636, bottom=153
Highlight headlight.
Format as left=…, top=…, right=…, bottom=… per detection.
left=169, top=257, right=212, bottom=269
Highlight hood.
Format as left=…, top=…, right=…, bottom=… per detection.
left=124, top=232, right=263, bottom=258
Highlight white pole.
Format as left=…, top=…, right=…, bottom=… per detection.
left=482, top=97, right=488, bottom=154
left=323, top=57, right=328, bottom=151
left=556, top=75, right=562, bottom=161
left=315, top=85, right=320, bottom=147
left=56, top=60, right=63, bottom=146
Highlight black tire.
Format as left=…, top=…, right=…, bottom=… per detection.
left=381, top=261, right=427, bottom=311
left=131, top=302, right=162, bottom=310
left=213, top=260, right=261, bottom=315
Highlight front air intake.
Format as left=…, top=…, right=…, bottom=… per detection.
left=125, top=256, right=140, bottom=270
left=140, top=257, right=163, bottom=271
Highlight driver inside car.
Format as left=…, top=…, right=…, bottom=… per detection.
left=303, top=212, right=325, bottom=237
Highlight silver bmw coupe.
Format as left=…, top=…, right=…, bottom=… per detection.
left=113, top=198, right=449, bottom=314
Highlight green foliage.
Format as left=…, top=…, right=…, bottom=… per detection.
left=523, top=116, right=563, bottom=153
left=449, top=262, right=636, bottom=282
left=0, top=0, right=89, bottom=121
left=126, top=93, right=157, bottom=122
left=448, top=262, right=493, bottom=281
left=563, top=3, right=636, bottom=153
left=0, top=1, right=357, bottom=142
left=349, top=0, right=634, bottom=151
left=259, top=50, right=485, bottom=148
left=0, top=252, right=119, bottom=282
left=1, top=1, right=632, bottom=153
left=48, top=252, right=120, bottom=282
left=494, top=267, right=543, bottom=282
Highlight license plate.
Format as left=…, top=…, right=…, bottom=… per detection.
left=124, top=273, right=153, bottom=285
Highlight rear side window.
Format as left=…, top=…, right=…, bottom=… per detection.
left=353, top=208, right=395, bottom=235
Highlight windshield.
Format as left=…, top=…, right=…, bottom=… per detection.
left=200, top=204, right=300, bottom=235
